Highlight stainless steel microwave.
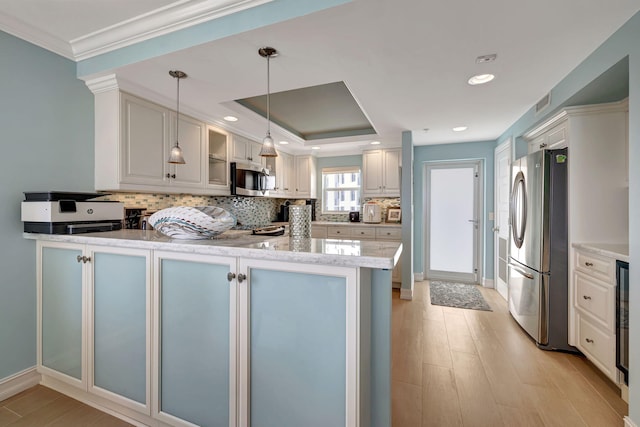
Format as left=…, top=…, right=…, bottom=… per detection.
left=230, top=162, right=275, bottom=196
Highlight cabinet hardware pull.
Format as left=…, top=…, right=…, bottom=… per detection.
left=585, top=262, right=594, bottom=267
left=83, top=256, right=91, bottom=263
left=237, top=273, right=247, bottom=283
left=540, top=143, right=548, bottom=149
left=77, top=255, right=83, bottom=263
left=583, top=295, right=592, bottom=300
left=166, top=173, right=176, bottom=179
left=585, top=338, right=594, bottom=343
left=227, top=272, right=236, bottom=282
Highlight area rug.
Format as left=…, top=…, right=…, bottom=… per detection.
left=429, top=281, right=492, bottom=311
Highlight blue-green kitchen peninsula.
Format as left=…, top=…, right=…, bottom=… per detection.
left=26, top=229, right=402, bottom=427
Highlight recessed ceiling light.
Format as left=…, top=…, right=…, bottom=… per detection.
left=311, top=146, right=320, bottom=150
left=468, top=74, right=495, bottom=85
left=370, top=141, right=381, bottom=145
left=223, top=116, right=238, bottom=122
left=279, top=140, right=289, bottom=145
left=453, top=126, right=468, bottom=132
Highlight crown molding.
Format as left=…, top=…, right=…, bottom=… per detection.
left=0, top=0, right=271, bottom=62
left=0, top=13, right=74, bottom=59
left=84, top=74, right=120, bottom=94
left=71, top=0, right=273, bottom=61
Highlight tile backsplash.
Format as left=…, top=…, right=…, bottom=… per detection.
left=100, top=193, right=280, bottom=229
left=100, top=193, right=401, bottom=227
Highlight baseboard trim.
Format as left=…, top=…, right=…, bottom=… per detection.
left=400, top=287, right=413, bottom=300
left=624, top=416, right=637, bottom=427
left=40, top=376, right=149, bottom=427
left=414, top=272, right=424, bottom=282
left=482, top=278, right=495, bottom=288
left=0, top=367, right=41, bottom=401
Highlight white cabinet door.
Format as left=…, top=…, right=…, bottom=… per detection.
left=169, top=112, right=206, bottom=188
left=232, top=134, right=264, bottom=167
left=281, top=151, right=294, bottom=196
left=362, top=150, right=382, bottom=196
left=382, top=149, right=401, bottom=196
left=206, top=125, right=230, bottom=191
left=295, top=155, right=317, bottom=198
left=120, top=93, right=169, bottom=186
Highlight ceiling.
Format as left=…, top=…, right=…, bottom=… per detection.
left=1, top=0, right=638, bottom=156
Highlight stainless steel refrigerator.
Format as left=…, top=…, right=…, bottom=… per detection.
left=508, top=148, right=575, bottom=352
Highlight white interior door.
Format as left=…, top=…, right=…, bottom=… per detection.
left=425, top=161, right=482, bottom=283
left=494, top=140, right=511, bottom=300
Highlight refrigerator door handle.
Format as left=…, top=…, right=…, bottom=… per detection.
left=512, top=265, right=534, bottom=280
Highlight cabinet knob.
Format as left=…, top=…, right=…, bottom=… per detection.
left=237, top=273, right=247, bottom=283
left=585, top=338, right=594, bottom=344
left=582, top=295, right=592, bottom=300
left=227, top=272, right=236, bottom=282
left=77, top=255, right=91, bottom=263
left=540, top=143, right=548, bottom=149
left=584, top=262, right=594, bottom=267
left=76, top=255, right=83, bottom=263
left=166, top=173, right=176, bottom=179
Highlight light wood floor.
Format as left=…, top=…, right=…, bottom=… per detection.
left=392, top=280, right=628, bottom=427
left=0, top=385, right=132, bottom=427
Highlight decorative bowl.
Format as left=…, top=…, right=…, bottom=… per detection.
left=148, top=206, right=236, bottom=239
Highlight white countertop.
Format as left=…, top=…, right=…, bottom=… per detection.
left=572, top=243, right=629, bottom=263
left=25, top=229, right=402, bottom=269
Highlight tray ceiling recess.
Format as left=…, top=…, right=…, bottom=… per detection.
left=235, top=81, right=375, bottom=141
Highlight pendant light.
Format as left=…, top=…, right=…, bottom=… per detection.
left=168, top=70, right=187, bottom=164
left=259, top=46, right=278, bottom=157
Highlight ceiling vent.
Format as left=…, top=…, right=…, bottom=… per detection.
left=535, top=93, right=551, bottom=114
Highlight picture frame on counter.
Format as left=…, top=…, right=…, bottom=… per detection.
left=387, top=208, right=401, bottom=223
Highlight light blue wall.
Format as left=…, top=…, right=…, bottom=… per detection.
left=0, top=31, right=94, bottom=380
left=413, top=141, right=496, bottom=282
left=496, top=11, right=640, bottom=422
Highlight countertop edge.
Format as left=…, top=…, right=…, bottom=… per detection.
left=572, top=242, right=629, bottom=263
left=24, top=232, right=402, bottom=270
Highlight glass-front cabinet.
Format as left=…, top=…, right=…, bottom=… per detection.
left=207, top=125, right=229, bottom=190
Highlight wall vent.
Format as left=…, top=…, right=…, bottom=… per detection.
left=535, top=93, right=551, bottom=114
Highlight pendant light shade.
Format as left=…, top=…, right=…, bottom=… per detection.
left=168, top=70, right=187, bottom=164
left=259, top=47, right=278, bottom=157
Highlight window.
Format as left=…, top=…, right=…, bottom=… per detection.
left=322, top=167, right=361, bottom=214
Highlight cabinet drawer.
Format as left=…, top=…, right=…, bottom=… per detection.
left=327, top=226, right=350, bottom=238
left=577, top=314, right=616, bottom=380
left=351, top=227, right=376, bottom=239
left=575, top=250, right=614, bottom=283
left=574, top=271, right=614, bottom=331
left=376, top=227, right=401, bottom=240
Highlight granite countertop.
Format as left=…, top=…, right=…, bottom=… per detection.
left=572, top=243, right=629, bottom=263
left=24, top=229, right=402, bottom=269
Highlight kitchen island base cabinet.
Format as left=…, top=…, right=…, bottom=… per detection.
left=33, top=234, right=398, bottom=427
left=153, top=252, right=236, bottom=427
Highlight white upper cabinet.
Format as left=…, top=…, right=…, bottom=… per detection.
left=120, top=93, right=169, bottom=187
left=362, top=148, right=401, bottom=197
left=93, top=89, right=229, bottom=195
left=206, top=126, right=230, bottom=190
left=231, top=134, right=264, bottom=168
left=294, top=155, right=317, bottom=198
left=168, top=111, right=206, bottom=188
left=264, top=150, right=294, bottom=198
